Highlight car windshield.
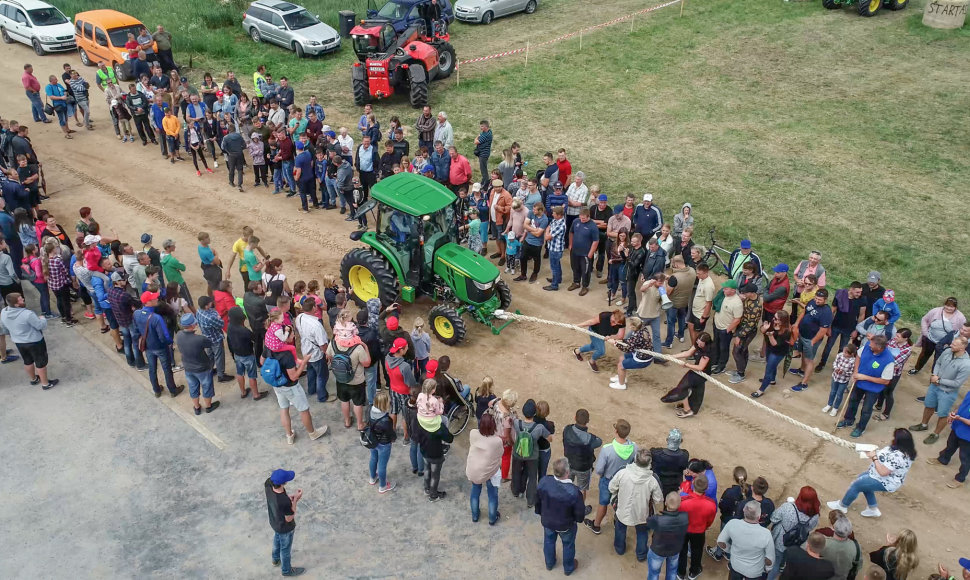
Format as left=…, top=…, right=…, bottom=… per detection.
left=107, top=24, right=142, bottom=47
left=27, top=7, right=69, bottom=25
left=282, top=9, right=319, bottom=30
left=376, top=1, right=412, bottom=19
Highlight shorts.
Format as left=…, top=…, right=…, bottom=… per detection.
left=336, top=381, right=366, bottom=406
left=795, top=336, right=818, bottom=360
left=925, top=383, right=959, bottom=417
left=598, top=475, right=613, bottom=506
left=104, top=308, right=119, bottom=330
left=688, top=312, right=706, bottom=331
left=274, top=383, right=310, bottom=412
left=622, top=351, right=654, bottom=370
left=234, top=354, right=258, bottom=379
left=186, top=370, right=215, bottom=399
left=15, top=339, right=48, bottom=368
left=570, top=468, right=592, bottom=491
left=389, top=389, right=408, bottom=415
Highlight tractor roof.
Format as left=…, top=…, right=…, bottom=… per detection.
left=371, top=173, right=456, bottom=215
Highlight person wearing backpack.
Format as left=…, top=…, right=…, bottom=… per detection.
left=260, top=331, right=328, bottom=445
left=326, top=328, right=371, bottom=433
left=511, top=399, right=553, bottom=508
left=364, top=390, right=397, bottom=494
left=411, top=395, right=454, bottom=502
left=768, top=487, right=821, bottom=580
left=584, top=419, right=636, bottom=535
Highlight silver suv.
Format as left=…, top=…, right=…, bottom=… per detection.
left=243, top=0, right=340, bottom=58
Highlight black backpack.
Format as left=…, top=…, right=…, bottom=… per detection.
left=782, top=512, right=812, bottom=547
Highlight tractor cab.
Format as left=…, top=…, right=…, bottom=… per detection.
left=351, top=22, right=395, bottom=61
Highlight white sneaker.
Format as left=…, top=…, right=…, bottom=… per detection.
left=286, top=431, right=296, bottom=445
left=728, top=373, right=745, bottom=384
left=378, top=482, right=397, bottom=494
left=679, top=336, right=685, bottom=343
left=368, top=477, right=377, bottom=485
left=821, top=405, right=832, bottom=413
left=609, top=382, right=627, bottom=390
left=213, top=161, right=219, bottom=168
left=610, top=375, right=619, bottom=383
left=860, top=507, right=882, bottom=518
left=309, top=426, right=329, bottom=440
left=829, top=408, right=838, bottom=417
left=826, top=500, right=847, bottom=513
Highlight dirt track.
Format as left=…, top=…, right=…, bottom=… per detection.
left=1, top=43, right=959, bottom=576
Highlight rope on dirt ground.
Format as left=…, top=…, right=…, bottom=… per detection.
left=497, top=311, right=856, bottom=450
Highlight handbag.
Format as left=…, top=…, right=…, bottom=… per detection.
left=43, top=95, right=54, bottom=116
left=137, top=313, right=153, bottom=352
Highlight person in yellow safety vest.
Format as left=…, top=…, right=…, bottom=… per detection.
left=253, top=65, right=267, bottom=99
left=95, top=62, right=117, bottom=92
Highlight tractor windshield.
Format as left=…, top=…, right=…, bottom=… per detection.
left=382, top=207, right=418, bottom=246
left=353, top=33, right=380, bottom=55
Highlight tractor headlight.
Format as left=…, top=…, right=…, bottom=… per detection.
left=472, top=279, right=495, bottom=291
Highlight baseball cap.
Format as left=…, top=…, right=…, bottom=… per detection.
left=597, top=194, right=608, bottom=202
left=251, top=132, right=260, bottom=140
left=110, top=271, right=125, bottom=283
left=180, top=313, right=197, bottom=327
left=553, top=181, right=563, bottom=189
left=83, top=234, right=101, bottom=246
left=179, top=76, right=188, bottom=82
left=522, top=399, right=537, bottom=418
left=643, top=193, right=653, bottom=202
left=140, top=290, right=160, bottom=303
left=295, top=141, right=305, bottom=150
left=740, top=239, right=752, bottom=249
left=471, top=183, right=482, bottom=193
left=325, top=130, right=336, bottom=138
left=741, top=283, right=758, bottom=294
left=216, top=90, right=224, bottom=98
left=270, top=469, right=295, bottom=486
left=867, top=271, right=881, bottom=283
left=491, top=178, right=503, bottom=187
left=959, top=558, right=970, bottom=571
left=140, top=233, right=152, bottom=244
left=773, top=263, right=789, bottom=273
left=386, top=316, right=399, bottom=331
left=389, top=337, right=407, bottom=354
left=425, top=359, right=439, bottom=379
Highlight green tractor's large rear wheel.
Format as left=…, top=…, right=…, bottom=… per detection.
left=340, top=249, right=399, bottom=308
left=429, top=305, right=466, bottom=345
left=858, top=0, right=881, bottom=16
left=822, top=0, right=840, bottom=8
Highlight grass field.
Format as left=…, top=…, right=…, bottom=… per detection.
left=53, top=0, right=970, bottom=321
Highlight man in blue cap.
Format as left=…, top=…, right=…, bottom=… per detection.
left=175, top=312, right=220, bottom=415
left=728, top=239, right=762, bottom=279
left=264, top=469, right=305, bottom=576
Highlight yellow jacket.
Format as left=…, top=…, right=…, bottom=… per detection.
left=162, top=115, right=181, bottom=138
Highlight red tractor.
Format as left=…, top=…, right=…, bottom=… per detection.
left=350, top=21, right=456, bottom=108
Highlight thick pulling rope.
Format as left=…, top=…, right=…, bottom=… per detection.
left=495, top=311, right=857, bottom=450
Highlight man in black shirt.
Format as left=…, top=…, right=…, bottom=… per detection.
left=860, top=271, right=884, bottom=318
left=781, top=532, right=835, bottom=580
left=589, top=193, right=613, bottom=279
left=818, top=282, right=865, bottom=370
left=226, top=306, right=266, bottom=401
left=264, top=469, right=305, bottom=576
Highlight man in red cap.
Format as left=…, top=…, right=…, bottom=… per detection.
left=379, top=304, right=414, bottom=363
left=133, top=290, right=185, bottom=398
left=386, top=337, right=417, bottom=443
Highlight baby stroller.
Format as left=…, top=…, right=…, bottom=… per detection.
left=443, top=374, right=473, bottom=436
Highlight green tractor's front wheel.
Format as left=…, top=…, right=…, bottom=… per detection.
left=885, top=0, right=907, bottom=10
left=496, top=279, right=512, bottom=310
left=340, top=249, right=400, bottom=308
left=429, top=305, right=467, bottom=346
left=821, top=0, right=840, bottom=8
left=858, top=0, right=881, bottom=16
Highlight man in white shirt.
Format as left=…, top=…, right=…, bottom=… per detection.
left=336, top=127, right=354, bottom=161
left=295, top=297, right=332, bottom=402
left=434, top=111, right=453, bottom=149
left=267, top=100, right=286, bottom=130
left=716, top=501, right=774, bottom=580
left=564, top=171, right=589, bottom=232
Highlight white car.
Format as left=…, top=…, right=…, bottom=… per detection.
left=0, top=0, right=75, bottom=55
left=454, top=0, right=537, bottom=24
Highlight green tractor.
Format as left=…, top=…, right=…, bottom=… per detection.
left=823, top=0, right=908, bottom=17
left=340, top=172, right=514, bottom=345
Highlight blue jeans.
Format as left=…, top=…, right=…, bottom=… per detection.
left=841, top=472, right=887, bottom=508
left=841, top=387, right=880, bottom=432
left=647, top=549, right=680, bottom=580
left=549, top=250, right=563, bottom=288
left=759, top=351, right=786, bottom=392
left=470, top=479, right=499, bottom=524
left=324, top=175, right=338, bottom=206
left=120, top=322, right=146, bottom=368
left=543, top=524, right=577, bottom=574
left=281, top=160, right=296, bottom=191
left=539, top=448, right=552, bottom=478
left=273, top=165, right=285, bottom=191
left=643, top=316, right=662, bottom=352
left=579, top=332, right=606, bottom=361
left=54, top=106, right=68, bottom=127
left=614, top=519, right=649, bottom=561
left=364, top=365, right=378, bottom=405
left=272, top=530, right=294, bottom=574
left=305, top=358, right=328, bottom=401
left=146, top=347, right=177, bottom=395
left=607, top=263, right=626, bottom=297
left=767, top=549, right=786, bottom=580
left=820, top=326, right=854, bottom=366
left=186, top=370, right=214, bottom=399
left=27, top=91, right=47, bottom=122
left=410, top=441, right=425, bottom=473
left=369, top=442, right=392, bottom=487
left=664, top=306, right=688, bottom=346
left=30, top=281, right=51, bottom=315
left=828, top=380, right=849, bottom=408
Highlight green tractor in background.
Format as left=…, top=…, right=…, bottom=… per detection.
left=340, top=173, right=514, bottom=345
left=823, top=0, right=908, bottom=17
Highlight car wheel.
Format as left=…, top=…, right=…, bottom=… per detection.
left=481, top=10, right=493, bottom=24
left=294, top=42, right=305, bottom=58
left=78, top=48, right=91, bottom=66
left=1, top=28, right=12, bottom=44
left=250, top=27, right=261, bottom=43
left=525, top=0, right=537, bottom=14
left=32, top=38, right=45, bottom=56
left=114, top=62, right=127, bottom=82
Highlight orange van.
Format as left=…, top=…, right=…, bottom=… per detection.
left=74, top=9, right=154, bottom=81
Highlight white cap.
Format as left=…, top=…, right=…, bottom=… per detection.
left=471, top=183, right=482, bottom=192
left=643, top=193, right=653, bottom=202
left=83, top=234, right=101, bottom=246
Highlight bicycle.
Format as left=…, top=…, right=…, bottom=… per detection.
left=701, top=226, right=733, bottom=275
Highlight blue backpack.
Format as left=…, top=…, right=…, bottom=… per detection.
left=260, top=357, right=289, bottom=387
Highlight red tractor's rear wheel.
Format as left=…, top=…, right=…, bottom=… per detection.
left=435, top=42, right=456, bottom=79
left=408, top=64, right=429, bottom=108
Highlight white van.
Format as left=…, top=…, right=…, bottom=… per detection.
left=0, top=0, right=76, bottom=55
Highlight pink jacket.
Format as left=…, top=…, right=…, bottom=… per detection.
left=920, top=307, right=966, bottom=337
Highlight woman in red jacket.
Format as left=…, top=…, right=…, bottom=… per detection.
left=212, top=280, right=235, bottom=330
